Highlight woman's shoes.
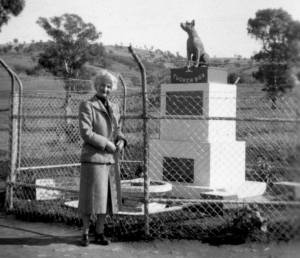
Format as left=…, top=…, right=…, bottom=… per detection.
left=94, top=233, right=110, bottom=245
left=81, top=234, right=89, bottom=247
left=80, top=233, right=110, bottom=246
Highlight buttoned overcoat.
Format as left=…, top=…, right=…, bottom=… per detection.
left=78, top=95, right=125, bottom=215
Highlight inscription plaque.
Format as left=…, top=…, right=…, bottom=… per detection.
left=170, top=66, right=228, bottom=84
left=171, top=66, right=207, bottom=83
left=163, top=157, right=194, bottom=183
left=166, top=91, right=203, bottom=116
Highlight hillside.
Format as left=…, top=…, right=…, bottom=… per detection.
left=0, top=43, right=257, bottom=92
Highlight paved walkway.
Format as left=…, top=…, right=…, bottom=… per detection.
left=0, top=213, right=299, bottom=258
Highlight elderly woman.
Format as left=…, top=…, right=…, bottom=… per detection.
left=78, top=71, right=126, bottom=246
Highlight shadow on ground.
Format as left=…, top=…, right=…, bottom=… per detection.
left=0, top=223, right=80, bottom=246
left=0, top=236, right=79, bottom=246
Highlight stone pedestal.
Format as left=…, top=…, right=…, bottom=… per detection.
left=159, top=82, right=237, bottom=142
left=149, top=67, right=266, bottom=199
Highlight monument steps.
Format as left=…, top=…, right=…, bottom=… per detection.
left=200, top=181, right=266, bottom=199
left=200, top=191, right=238, bottom=200
left=170, top=181, right=266, bottom=200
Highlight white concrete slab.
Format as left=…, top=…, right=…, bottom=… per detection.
left=149, top=139, right=246, bottom=188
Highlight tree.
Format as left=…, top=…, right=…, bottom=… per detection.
left=37, top=13, right=103, bottom=79
left=247, top=8, right=300, bottom=108
left=37, top=13, right=105, bottom=130
left=37, top=14, right=105, bottom=102
left=0, top=0, right=25, bottom=30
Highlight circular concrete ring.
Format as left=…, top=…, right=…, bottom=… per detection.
left=121, top=178, right=172, bottom=194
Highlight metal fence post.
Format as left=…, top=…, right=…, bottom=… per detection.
left=118, top=74, right=127, bottom=161
left=0, top=59, right=21, bottom=210
left=128, top=46, right=150, bottom=237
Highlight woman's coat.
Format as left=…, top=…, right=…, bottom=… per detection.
left=78, top=95, right=125, bottom=214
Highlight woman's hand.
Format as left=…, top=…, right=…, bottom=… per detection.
left=105, top=141, right=117, bottom=153
left=116, top=140, right=125, bottom=152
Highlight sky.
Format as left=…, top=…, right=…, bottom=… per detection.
left=0, top=0, right=300, bottom=58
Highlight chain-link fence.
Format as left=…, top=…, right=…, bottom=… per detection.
left=1, top=72, right=300, bottom=242
left=146, top=83, right=300, bottom=242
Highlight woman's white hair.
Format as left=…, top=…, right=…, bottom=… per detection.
left=93, top=70, right=118, bottom=91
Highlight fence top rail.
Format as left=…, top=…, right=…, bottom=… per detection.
left=150, top=198, right=300, bottom=206
left=17, top=163, right=81, bottom=171
left=16, top=160, right=142, bottom=171
left=12, top=113, right=300, bottom=123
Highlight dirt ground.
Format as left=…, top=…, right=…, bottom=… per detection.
left=0, top=213, right=299, bottom=258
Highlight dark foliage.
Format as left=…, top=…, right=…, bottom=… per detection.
left=36, top=14, right=103, bottom=79
left=0, top=0, right=25, bottom=29
left=247, top=8, right=300, bottom=106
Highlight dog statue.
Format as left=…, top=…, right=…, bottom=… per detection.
left=180, top=20, right=209, bottom=67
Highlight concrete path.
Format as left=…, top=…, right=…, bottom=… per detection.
left=0, top=213, right=299, bottom=258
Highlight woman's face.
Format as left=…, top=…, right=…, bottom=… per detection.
left=94, top=76, right=113, bottom=98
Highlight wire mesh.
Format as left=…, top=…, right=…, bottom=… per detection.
left=146, top=85, right=300, bottom=241
left=2, top=75, right=300, bottom=242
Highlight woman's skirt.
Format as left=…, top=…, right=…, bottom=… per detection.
left=78, top=163, right=112, bottom=216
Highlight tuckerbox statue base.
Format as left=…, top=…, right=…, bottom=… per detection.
left=149, top=67, right=266, bottom=199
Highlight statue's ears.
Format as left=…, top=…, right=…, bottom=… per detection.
left=191, top=20, right=195, bottom=26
